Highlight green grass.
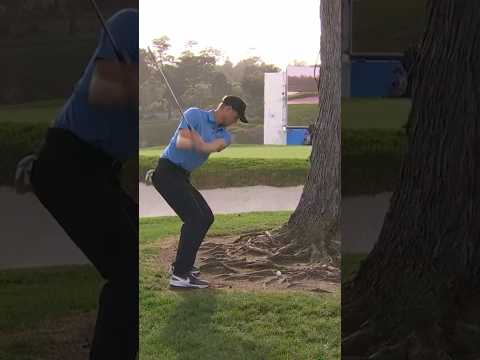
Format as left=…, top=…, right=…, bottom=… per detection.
left=139, top=144, right=311, bottom=159
left=288, top=98, right=411, bottom=128
left=140, top=211, right=292, bottom=245
left=140, top=212, right=340, bottom=360
left=0, top=265, right=101, bottom=358
left=141, top=291, right=339, bottom=360
left=0, top=265, right=100, bottom=330
left=0, top=99, right=63, bottom=124
left=0, top=217, right=354, bottom=359
left=288, top=104, right=318, bottom=126
left=342, top=98, right=411, bottom=129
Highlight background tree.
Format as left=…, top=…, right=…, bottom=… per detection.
left=152, top=36, right=175, bottom=63
left=198, top=0, right=341, bottom=284
left=241, top=59, right=280, bottom=120
left=270, top=0, right=341, bottom=263
left=139, top=42, right=283, bottom=145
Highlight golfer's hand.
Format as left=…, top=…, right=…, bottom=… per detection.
left=145, top=169, right=155, bottom=185
left=178, top=129, right=208, bottom=153
left=89, top=58, right=138, bottom=108
left=190, top=129, right=205, bottom=152
left=191, top=130, right=227, bottom=154
left=14, top=154, right=37, bottom=194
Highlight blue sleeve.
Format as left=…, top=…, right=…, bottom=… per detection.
left=179, top=108, right=200, bottom=131
left=95, top=9, right=139, bottom=64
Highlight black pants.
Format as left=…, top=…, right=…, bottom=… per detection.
left=30, top=128, right=138, bottom=360
left=152, top=158, right=214, bottom=276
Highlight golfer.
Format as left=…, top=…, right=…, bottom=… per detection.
left=29, top=9, right=138, bottom=359
left=152, top=96, right=248, bottom=289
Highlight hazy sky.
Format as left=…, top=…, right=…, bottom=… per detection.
left=140, top=0, right=320, bottom=69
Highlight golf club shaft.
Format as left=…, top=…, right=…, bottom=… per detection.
left=147, top=47, right=192, bottom=130
left=89, top=0, right=125, bottom=63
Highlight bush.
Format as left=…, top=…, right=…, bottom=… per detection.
left=0, top=121, right=138, bottom=198
left=342, top=129, right=406, bottom=195
left=0, top=120, right=47, bottom=186
left=342, top=129, right=406, bottom=156
left=140, top=156, right=309, bottom=189
left=140, top=129, right=407, bottom=194
left=2, top=121, right=406, bottom=195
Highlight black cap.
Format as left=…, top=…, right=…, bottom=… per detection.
left=222, top=95, right=248, bottom=123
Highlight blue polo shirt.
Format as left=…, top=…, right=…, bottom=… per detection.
left=54, top=9, right=139, bottom=161
left=161, top=108, right=232, bottom=172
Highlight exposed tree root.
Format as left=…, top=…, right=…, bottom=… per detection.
left=341, top=290, right=480, bottom=360
left=194, top=228, right=340, bottom=291
left=157, top=228, right=340, bottom=291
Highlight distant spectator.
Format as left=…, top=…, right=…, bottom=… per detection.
left=390, top=64, right=407, bottom=97
left=305, top=124, right=315, bottom=145
left=402, top=42, right=420, bottom=97
left=304, top=130, right=311, bottom=145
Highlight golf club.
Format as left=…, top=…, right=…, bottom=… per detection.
left=146, top=46, right=192, bottom=130
left=89, top=0, right=126, bottom=63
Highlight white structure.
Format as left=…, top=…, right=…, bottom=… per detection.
left=263, top=72, right=287, bottom=145
left=263, top=1, right=353, bottom=144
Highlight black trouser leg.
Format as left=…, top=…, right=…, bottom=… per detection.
left=30, top=128, right=138, bottom=360
left=89, top=188, right=138, bottom=360
left=152, top=159, right=214, bottom=276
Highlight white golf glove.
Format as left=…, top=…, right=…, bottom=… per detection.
left=145, top=168, right=155, bottom=185
left=14, top=154, right=37, bottom=194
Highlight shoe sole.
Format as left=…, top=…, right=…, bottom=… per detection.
left=169, top=279, right=208, bottom=289
left=169, top=285, right=208, bottom=290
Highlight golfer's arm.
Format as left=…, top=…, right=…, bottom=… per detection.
left=176, top=129, right=194, bottom=150
left=201, top=139, right=227, bottom=153
left=176, top=129, right=227, bottom=153
left=88, top=59, right=138, bottom=108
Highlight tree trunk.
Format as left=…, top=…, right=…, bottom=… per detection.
left=195, top=1, right=341, bottom=286
left=343, top=0, right=480, bottom=357
left=280, top=0, right=342, bottom=262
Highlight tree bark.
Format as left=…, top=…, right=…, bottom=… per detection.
left=343, top=0, right=480, bottom=357
left=279, top=0, right=342, bottom=262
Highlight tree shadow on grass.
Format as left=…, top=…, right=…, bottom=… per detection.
left=158, top=289, right=272, bottom=360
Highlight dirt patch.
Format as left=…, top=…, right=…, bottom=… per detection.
left=158, top=235, right=340, bottom=293
left=2, top=311, right=96, bottom=360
